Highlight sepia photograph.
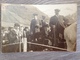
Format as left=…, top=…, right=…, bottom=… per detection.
left=1, top=3, right=77, bottom=53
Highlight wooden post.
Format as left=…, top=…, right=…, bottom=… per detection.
left=53, top=25, right=56, bottom=46
left=19, top=37, right=22, bottom=52
left=23, top=38, right=27, bottom=52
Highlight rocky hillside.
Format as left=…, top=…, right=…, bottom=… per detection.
left=1, top=5, right=49, bottom=27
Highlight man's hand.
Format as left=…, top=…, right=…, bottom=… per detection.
left=59, top=33, right=63, bottom=39
left=30, top=32, right=33, bottom=35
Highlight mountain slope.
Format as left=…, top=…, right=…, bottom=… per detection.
left=2, top=5, right=49, bottom=27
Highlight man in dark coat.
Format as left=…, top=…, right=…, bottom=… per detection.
left=40, top=16, right=46, bottom=43
left=6, top=23, right=20, bottom=52
left=40, top=16, right=46, bottom=28
left=30, top=13, right=41, bottom=51
left=49, top=9, right=67, bottom=47
left=30, top=14, right=40, bottom=34
left=7, top=23, right=20, bottom=43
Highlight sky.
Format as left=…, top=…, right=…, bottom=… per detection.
left=33, top=4, right=77, bottom=17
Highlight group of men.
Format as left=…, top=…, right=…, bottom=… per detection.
left=2, top=9, right=70, bottom=52
left=30, top=9, right=69, bottom=48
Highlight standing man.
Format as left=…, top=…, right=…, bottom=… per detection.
left=40, top=16, right=51, bottom=45
left=40, top=16, right=46, bottom=43
left=6, top=23, right=20, bottom=52
left=30, top=13, right=40, bottom=51
left=9, top=23, right=20, bottom=43
left=40, top=16, right=46, bottom=28
left=30, top=13, right=40, bottom=35
left=49, top=9, right=67, bottom=47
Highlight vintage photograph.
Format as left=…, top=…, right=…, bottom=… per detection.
left=1, top=4, right=77, bottom=53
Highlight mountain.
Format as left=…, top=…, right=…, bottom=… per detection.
left=1, top=4, right=77, bottom=27
left=1, top=5, right=49, bottom=27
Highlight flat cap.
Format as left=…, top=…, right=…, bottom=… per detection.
left=33, top=13, right=38, bottom=16
left=55, top=9, right=60, bottom=12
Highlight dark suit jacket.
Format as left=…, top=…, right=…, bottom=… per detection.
left=49, top=15, right=66, bottom=33
left=30, top=19, right=40, bottom=33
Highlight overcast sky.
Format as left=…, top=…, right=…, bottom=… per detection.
left=33, top=4, right=77, bottom=17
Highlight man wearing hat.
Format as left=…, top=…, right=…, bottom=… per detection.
left=13, top=23, right=20, bottom=42
left=49, top=9, right=67, bottom=47
left=30, top=13, right=41, bottom=51
left=30, top=13, right=40, bottom=42
left=30, top=13, right=39, bottom=33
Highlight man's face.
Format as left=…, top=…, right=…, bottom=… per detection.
left=26, top=28, right=29, bottom=31
left=55, top=11, right=59, bottom=15
left=15, top=26, right=19, bottom=30
left=20, top=26, right=24, bottom=31
left=42, top=17, right=45, bottom=20
left=34, top=16, right=38, bottom=20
